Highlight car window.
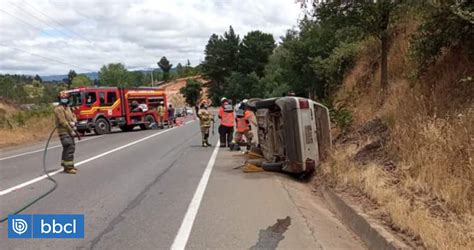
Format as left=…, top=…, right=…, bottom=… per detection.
left=106, top=91, right=117, bottom=105
left=85, top=92, right=97, bottom=105
left=99, top=92, right=105, bottom=105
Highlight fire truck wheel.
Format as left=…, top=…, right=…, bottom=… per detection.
left=94, top=117, right=110, bottom=135
left=141, top=115, right=156, bottom=130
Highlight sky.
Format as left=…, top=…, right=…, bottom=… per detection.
left=0, top=0, right=302, bottom=76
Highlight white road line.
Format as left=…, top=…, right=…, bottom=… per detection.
left=0, top=136, right=102, bottom=161
left=0, top=120, right=195, bottom=196
left=171, top=141, right=220, bottom=250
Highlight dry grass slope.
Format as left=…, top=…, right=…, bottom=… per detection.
left=324, top=18, right=474, bottom=249
left=0, top=102, right=55, bottom=148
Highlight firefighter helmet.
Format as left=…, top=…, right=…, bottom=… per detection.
left=58, top=91, right=69, bottom=99
left=220, top=97, right=227, bottom=103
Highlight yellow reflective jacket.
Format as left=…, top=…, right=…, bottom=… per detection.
left=198, top=109, right=213, bottom=128
left=157, top=106, right=165, bottom=117
left=54, top=105, right=76, bottom=135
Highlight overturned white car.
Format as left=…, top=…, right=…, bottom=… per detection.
left=248, top=97, right=331, bottom=176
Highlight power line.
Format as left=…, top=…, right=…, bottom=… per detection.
left=8, top=1, right=73, bottom=40
left=0, top=8, right=48, bottom=34
left=0, top=44, right=97, bottom=72
left=22, top=1, right=93, bottom=43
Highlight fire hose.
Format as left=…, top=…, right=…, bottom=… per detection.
left=0, top=127, right=59, bottom=223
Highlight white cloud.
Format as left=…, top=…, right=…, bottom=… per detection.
left=0, top=0, right=301, bottom=76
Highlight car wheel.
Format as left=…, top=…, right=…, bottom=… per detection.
left=94, top=117, right=110, bottom=135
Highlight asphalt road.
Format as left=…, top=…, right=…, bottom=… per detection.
left=0, top=117, right=364, bottom=249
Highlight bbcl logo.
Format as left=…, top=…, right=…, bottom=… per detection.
left=11, top=218, right=29, bottom=235
left=8, top=214, right=84, bottom=238
left=40, top=219, right=78, bottom=234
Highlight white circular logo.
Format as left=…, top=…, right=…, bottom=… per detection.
left=12, top=219, right=28, bottom=235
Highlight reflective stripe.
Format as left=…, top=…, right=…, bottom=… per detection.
left=63, top=160, right=74, bottom=166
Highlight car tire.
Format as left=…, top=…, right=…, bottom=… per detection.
left=94, top=117, right=110, bottom=135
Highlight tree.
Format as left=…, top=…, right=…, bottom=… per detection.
left=202, top=34, right=226, bottom=99
left=238, top=31, right=276, bottom=77
left=176, top=63, right=184, bottom=77
left=221, top=26, right=240, bottom=72
left=183, top=59, right=195, bottom=76
left=157, top=56, right=173, bottom=82
left=180, top=79, right=202, bottom=106
left=128, top=71, right=146, bottom=87
left=410, top=1, right=474, bottom=77
left=99, top=63, right=130, bottom=87
left=259, top=46, right=291, bottom=98
left=310, top=0, right=403, bottom=93
left=34, top=74, right=42, bottom=83
left=225, top=72, right=261, bottom=100
left=64, top=70, right=77, bottom=89
left=41, top=83, right=60, bottom=103
left=71, top=74, right=92, bottom=87
left=356, top=1, right=401, bottom=92
left=0, top=75, right=16, bottom=100
left=202, top=26, right=240, bottom=103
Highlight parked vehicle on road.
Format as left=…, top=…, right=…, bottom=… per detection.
left=175, top=108, right=184, bottom=117
left=185, top=107, right=194, bottom=115
left=66, top=87, right=168, bottom=135
left=248, top=97, right=331, bottom=176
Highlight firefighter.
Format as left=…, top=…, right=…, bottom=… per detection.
left=198, top=103, right=214, bottom=147
left=157, top=101, right=165, bottom=129
left=218, top=97, right=234, bottom=147
left=168, top=104, right=175, bottom=128
left=230, top=101, right=253, bottom=151
left=54, top=91, right=78, bottom=174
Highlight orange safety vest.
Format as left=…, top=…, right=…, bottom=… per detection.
left=236, top=111, right=251, bottom=132
left=219, top=106, right=234, bottom=127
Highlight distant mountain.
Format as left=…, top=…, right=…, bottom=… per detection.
left=41, top=72, right=99, bottom=82
left=41, top=68, right=178, bottom=82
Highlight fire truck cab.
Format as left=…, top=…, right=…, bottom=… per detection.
left=65, top=87, right=168, bottom=135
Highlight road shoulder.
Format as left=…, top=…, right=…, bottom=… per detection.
left=186, top=149, right=365, bottom=249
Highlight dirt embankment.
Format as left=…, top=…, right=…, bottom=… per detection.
left=161, top=75, right=209, bottom=107
left=318, top=18, right=473, bottom=249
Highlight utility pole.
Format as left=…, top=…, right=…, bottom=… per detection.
left=150, top=68, right=154, bottom=87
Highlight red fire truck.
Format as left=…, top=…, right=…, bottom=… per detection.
left=64, top=87, right=168, bottom=135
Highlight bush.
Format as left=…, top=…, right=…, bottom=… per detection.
left=0, top=105, right=53, bottom=129
left=322, top=100, right=353, bottom=131
left=409, top=2, right=473, bottom=77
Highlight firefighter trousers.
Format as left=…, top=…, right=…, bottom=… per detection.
left=157, top=116, right=164, bottom=128
left=201, top=126, right=210, bottom=143
left=218, top=125, right=233, bottom=147
left=59, top=134, right=75, bottom=169
left=234, top=130, right=253, bottom=144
